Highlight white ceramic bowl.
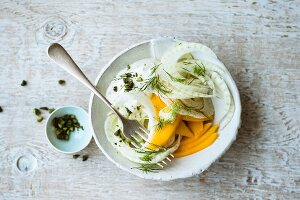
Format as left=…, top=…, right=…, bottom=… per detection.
left=89, top=38, right=241, bottom=180
left=45, top=106, right=93, bottom=154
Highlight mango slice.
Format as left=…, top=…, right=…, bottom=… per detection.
left=187, top=121, right=203, bottom=136
left=177, top=124, right=218, bottom=150
left=150, top=94, right=166, bottom=117
left=176, top=121, right=194, bottom=138
left=174, top=132, right=218, bottom=158
left=147, top=115, right=181, bottom=150
left=181, top=123, right=212, bottom=145
left=148, top=94, right=181, bottom=150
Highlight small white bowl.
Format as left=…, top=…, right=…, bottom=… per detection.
left=45, top=106, right=92, bottom=154
left=89, top=38, right=242, bottom=180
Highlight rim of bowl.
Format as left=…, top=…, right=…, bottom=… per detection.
left=88, top=38, right=242, bottom=180
left=45, top=105, right=93, bottom=154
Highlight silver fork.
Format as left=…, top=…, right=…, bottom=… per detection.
left=48, top=43, right=173, bottom=167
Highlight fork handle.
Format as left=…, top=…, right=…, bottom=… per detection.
left=48, top=43, right=121, bottom=117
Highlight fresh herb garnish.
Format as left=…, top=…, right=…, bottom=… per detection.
left=82, top=155, right=88, bottom=161
left=150, top=64, right=160, bottom=75
left=170, top=100, right=183, bottom=113
left=156, top=117, right=172, bottom=130
left=139, top=154, right=153, bottom=162
left=134, top=143, right=167, bottom=173
left=21, top=80, right=27, bottom=86
left=193, top=62, right=206, bottom=77
left=33, top=108, right=41, bottom=116
left=73, top=154, right=80, bottom=159
left=58, top=80, right=66, bottom=85
left=187, top=78, right=196, bottom=85
left=52, top=114, right=83, bottom=141
left=155, top=101, right=184, bottom=127
left=140, top=75, right=170, bottom=94
left=134, top=163, right=162, bottom=173
left=136, top=148, right=166, bottom=162
left=0, top=106, right=3, bottom=113
left=183, top=61, right=193, bottom=65
left=140, top=64, right=171, bottom=95
left=127, top=64, right=131, bottom=69
left=114, top=129, right=131, bottom=144
left=164, top=70, right=186, bottom=83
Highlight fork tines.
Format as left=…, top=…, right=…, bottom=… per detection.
left=130, top=129, right=173, bottom=168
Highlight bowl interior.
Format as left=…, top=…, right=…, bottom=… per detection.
left=89, top=38, right=241, bottom=180
left=46, top=106, right=92, bottom=154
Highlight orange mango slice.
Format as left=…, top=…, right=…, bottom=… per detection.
left=174, top=132, right=218, bottom=158
left=147, top=115, right=181, bottom=150
left=181, top=123, right=212, bottom=145
left=148, top=94, right=181, bottom=150
left=187, top=121, right=203, bottom=136
left=177, top=124, right=218, bottom=150
left=176, top=121, right=194, bottom=138
left=150, top=94, right=166, bottom=117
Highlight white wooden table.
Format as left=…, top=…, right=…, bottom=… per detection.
left=0, top=0, right=299, bottom=199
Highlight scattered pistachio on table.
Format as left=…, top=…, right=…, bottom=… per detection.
left=82, top=155, right=89, bottom=161
left=73, top=154, right=80, bottom=159
left=58, top=80, right=66, bottom=85
left=40, top=107, right=49, bottom=111
left=33, top=107, right=55, bottom=122
left=21, top=80, right=27, bottom=86
left=48, top=108, right=55, bottom=113
left=37, top=116, right=43, bottom=122
left=72, top=154, right=89, bottom=161
left=33, top=108, right=41, bottom=116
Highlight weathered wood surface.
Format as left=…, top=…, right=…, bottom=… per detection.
left=0, top=0, right=299, bottom=199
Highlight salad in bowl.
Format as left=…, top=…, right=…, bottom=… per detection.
left=90, top=38, right=241, bottom=180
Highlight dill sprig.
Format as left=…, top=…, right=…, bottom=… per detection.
left=140, top=64, right=171, bottom=95
left=134, top=163, right=162, bottom=173
left=136, top=148, right=166, bottom=163
left=154, top=101, right=183, bottom=130
left=169, top=99, right=195, bottom=114
left=135, top=148, right=166, bottom=172
left=139, top=154, right=153, bottom=162
left=183, top=61, right=193, bottom=65
left=150, top=64, right=161, bottom=75
left=182, top=61, right=206, bottom=77
left=170, top=100, right=183, bottom=113
left=134, top=144, right=167, bottom=173
left=140, top=76, right=171, bottom=94
left=136, top=148, right=166, bottom=154
left=163, top=69, right=186, bottom=83
left=193, top=62, right=206, bottom=77
left=156, top=117, right=172, bottom=130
